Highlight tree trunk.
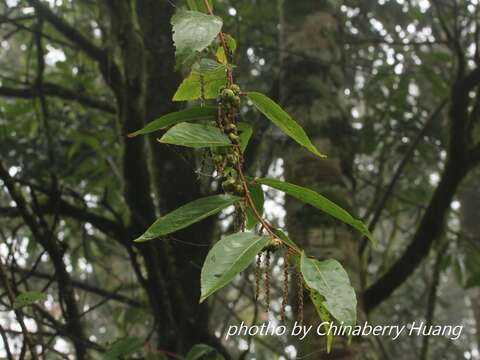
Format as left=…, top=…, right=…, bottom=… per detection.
left=458, top=179, right=480, bottom=351
left=100, top=0, right=217, bottom=353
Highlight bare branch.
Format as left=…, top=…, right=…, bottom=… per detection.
left=0, top=256, right=39, bottom=359
left=26, top=0, right=104, bottom=62
left=0, top=324, right=14, bottom=360
left=359, top=99, right=448, bottom=255
left=0, top=197, right=123, bottom=241
left=0, top=161, right=87, bottom=359
left=12, top=266, right=143, bottom=308
left=25, top=0, right=124, bottom=96
left=0, top=83, right=116, bottom=113
left=364, top=149, right=470, bottom=312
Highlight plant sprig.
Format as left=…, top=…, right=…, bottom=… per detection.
left=129, top=2, right=374, bottom=351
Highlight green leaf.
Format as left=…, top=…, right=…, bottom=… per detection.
left=186, top=344, right=225, bottom=360
left=247, top=92, right=326, bottom=158
left=238, top=122, right=253, bottom=152
left=225, top=34, right=237, bottom=53
left=245, top=183, right=264, bottom=229
left=200, top=232, right=271, bottom=302
left=272, top=228, right=301, bottom=253
left=13, top=291, right=47, bottom=309
left=192, top=58, right=226, bottom=74
left=173, top=60, right=227, bottom=101
left=128, top=107, right=217, bottom=137
left=301, top=253, right=357, bottom=327
left=186, top=0, right=213, bottom=13
left=310, top=291, right=334, bottom=353
left=172, top=9, right=223, bottom=67
left=134, top=194, right=241, bottom=242
left=103, top=337, right=143, bottom=360
left=257, top=178, right=374, bottom=243
left=159, top=123, right=231, bottom=148
left=216, top=34, right=237, bottom=64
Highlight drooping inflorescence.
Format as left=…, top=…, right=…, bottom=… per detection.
left=265, top=250, right=271, bottom=313
left=281, top=249, right=290, bottom=321
left=255, top=252, right=262, bottom=302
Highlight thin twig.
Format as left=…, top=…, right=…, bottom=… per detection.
left=0, top=323, right=14, bottom=360
left=0, top=257, right=39, bottom=359
left=203, top=0, right=300, bottom=255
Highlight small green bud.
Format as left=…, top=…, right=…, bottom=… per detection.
left=229, top=133, right=240, bottom=143
left=226, top=123, right=237, bottom=132
left=226, top=154, right=237, bottom=163
left=235, top=184, right=245, bottom=195
left=233, top=95, right=241, bottom=107
left=262, top=237, right=283, bottom=252
left=212, top=154, right=223, bottom=163
left=222, top=167, right=234, bottom=177
left=221, top=88, right=235, bottom=100
left=230, top=84, right=241, bottom=95
left=222, top=178, right=236, bottom=192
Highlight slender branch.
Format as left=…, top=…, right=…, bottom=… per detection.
left=432, top=0, right=464, bottom=76
left=0, top=197, right=124, bottom=241
left=0, top=174, right=124, bottom=239
left=0, top=162, right=44, bottom=241
left=26, top=0, right=104, bottom=62
left=21, top=304, right=105, bottom=353
left=420, top=242, right=448, bottom=360
left=0, top=83, right=116, bottom=113
left=359, top=99, right=448, bottom=255
left=0, top=324, right=14, bottom=360
left=203, top=0, right=233, bottom=84
left=34, top=13, right=58, bottom=193
left=25, top=0, right=124, bottom=97
left=364, top=155, right=469, bottom=312
left=0, top=256, right=39, bottom=359
left=12, top=266, right=143, bottom=307
left=0, top=13, right=73, bottom=49
left=0, top=161, right=87, bottom=359
left=344, top=37, right=447, bottom=47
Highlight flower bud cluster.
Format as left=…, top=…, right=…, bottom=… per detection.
left=213, top=84, right=244, bottom=196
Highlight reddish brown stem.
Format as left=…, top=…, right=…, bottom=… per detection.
left=204, top=0, right=300, bottom=256
left=203, top=0, right=233, bottom=85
